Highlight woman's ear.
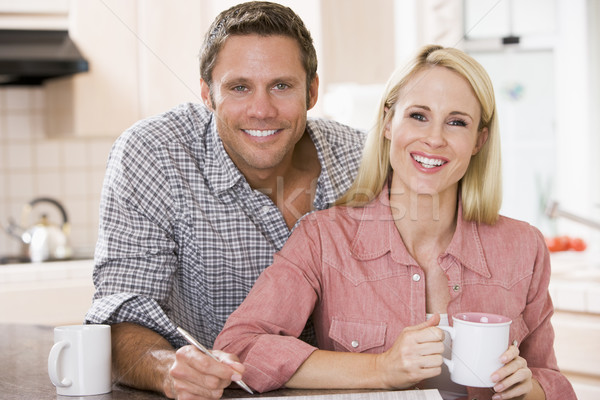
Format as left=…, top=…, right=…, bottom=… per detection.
left=473, top=126, right=489, bottom=155
left=383, top=107, right=392, bottom=140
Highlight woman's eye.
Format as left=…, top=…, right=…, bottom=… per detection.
left=449, top=119, right=467, bottom=127
left=410, top=113, right=426, bottom=121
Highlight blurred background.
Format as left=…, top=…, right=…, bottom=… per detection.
left=0, top=1, right=599, bottom=397
left=0, top=0, right=598, bottom=258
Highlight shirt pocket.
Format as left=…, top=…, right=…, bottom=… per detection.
left=328, top=317, right=387, bottom=353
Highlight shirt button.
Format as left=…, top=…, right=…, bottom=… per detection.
left=351, top=340, right=359, bottom=348
left=261, top=205, right=270, bottom=214
left=453, top=284, right=461, bottom=292
left=412, top=273, right=421, bottom=282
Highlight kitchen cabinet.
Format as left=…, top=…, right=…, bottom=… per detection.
left=134, top=0, right=206, bottom=118
left=45, top=0, right=140, bottom=137
left=44, top=0, right=207, bottom=138
left=553, top=311, right=600, bottom=400
left=0, top=0, right=69, bottom=30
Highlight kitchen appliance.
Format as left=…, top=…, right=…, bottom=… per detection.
left=4, top=197, right=72, bottom=262
left=0, top=29, right=89, bottom=85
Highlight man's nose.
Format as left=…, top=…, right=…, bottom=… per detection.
left=247, top=90, right=277, bottom=119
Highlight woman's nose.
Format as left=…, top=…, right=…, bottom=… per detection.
left=423, top=125, right=447, bottom=148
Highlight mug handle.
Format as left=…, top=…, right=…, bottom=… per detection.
left=48, top=340, right=72, bottom=387
left=438, top=325, right=455, bottom=373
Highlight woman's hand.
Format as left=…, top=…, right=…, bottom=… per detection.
left=375, top=314, right=445, bottom=389
left=490, top=344, right=536, bottom=400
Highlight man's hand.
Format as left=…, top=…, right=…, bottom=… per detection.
left=111, top=323, right=246, bottom=400
left=167, top=347, right=246, bottom=399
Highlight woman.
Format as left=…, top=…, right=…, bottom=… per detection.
left=214, top=45, right=575, bottom=400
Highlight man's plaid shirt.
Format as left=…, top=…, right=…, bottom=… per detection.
left=85, top=102, right=364, bottom=348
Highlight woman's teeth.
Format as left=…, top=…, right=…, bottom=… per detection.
left=245, top=129, right=278, bottom=137
left=412, top=154, right=446, bottom=169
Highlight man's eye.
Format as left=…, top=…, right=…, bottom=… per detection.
left=410, top=113, right=426, bottom=121
left=232, top=85, right=247, bottom=92
left=274, top=83, right=289, bottom=90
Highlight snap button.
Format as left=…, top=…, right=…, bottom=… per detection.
left=351, top=340, right=359, bottom=348
left=452, top=284, right=460, bottom=292
left=412, top=273, right=421, bottom=282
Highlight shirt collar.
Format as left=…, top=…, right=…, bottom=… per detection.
left=305, top=120, right=336, bottom=207
left=443, top=200, right=492, bottom=278
left=350, top=187, right=491, bottom=277
left=205, top=116, right=245, bottom=194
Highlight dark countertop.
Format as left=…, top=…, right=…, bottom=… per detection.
left=0, top=324, right=439, bottom=400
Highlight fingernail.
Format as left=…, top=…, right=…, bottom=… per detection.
left=491, top=373, right=500, bottom=382
left=232, top=373, right=242, bottom=381
left=494, top=383, right=504, bottom=392
left=500, top=355, right=508, bottom=362
left=492, top=395, right=502, bottom=400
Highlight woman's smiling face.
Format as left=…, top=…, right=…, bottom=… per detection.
left=385, top=66, right=488, bottom=199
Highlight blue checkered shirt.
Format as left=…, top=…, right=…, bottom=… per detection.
left=85, top=103, right=364, bottom=348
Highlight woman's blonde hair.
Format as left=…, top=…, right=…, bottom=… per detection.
left=335, top=44, right=502, bottom=225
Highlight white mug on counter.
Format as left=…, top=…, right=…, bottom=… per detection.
left=438, top=312, right=512, bottom=387
left=48, top=324, right=112, bottom=396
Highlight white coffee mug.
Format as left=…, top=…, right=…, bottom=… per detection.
left=438, top=312, right=512, bottom=387
left=48, top=324, right=112, bottom=396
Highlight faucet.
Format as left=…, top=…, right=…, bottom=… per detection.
left=545, top=200, right=600, bottom=231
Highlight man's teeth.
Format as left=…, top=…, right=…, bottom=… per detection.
left=412, top=154, right=446, bottom=169
left=245, top=129, right=278, bottom=137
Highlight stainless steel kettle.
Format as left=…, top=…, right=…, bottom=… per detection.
left=4, top=197, right=72, bottom=262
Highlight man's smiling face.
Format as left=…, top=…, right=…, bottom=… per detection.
left=202, top=34, right=318, bottom=178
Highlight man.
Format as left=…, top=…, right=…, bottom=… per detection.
left=85, top=2, right=364, bottom=399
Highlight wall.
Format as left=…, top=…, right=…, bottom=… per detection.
left=0, top=87, right=114, bottom=258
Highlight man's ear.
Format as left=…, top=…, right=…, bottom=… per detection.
left=473, top=126, right=489, bottom=155
left=307, top=74, right=319, bottom=110
left=200, top=78, right=213, bottom=110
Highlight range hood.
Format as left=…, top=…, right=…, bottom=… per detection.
left=0, top=29, right=89, bottom=86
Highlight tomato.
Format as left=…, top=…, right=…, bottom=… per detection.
left=556, top=236, right=571, bottom=251
left=545, top=235, right=577, bottom=252
left=545, top=236, right=562, bottom=252
left=568, top=237, right=587, bottom=252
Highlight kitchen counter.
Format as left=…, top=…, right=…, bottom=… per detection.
left=0, top=324, right=441, bottom=400
left=0, top=259, right=95, bottom=325
left=0, top=255, right=597, bottom=398
left=549, top=251, right=600, bottom=313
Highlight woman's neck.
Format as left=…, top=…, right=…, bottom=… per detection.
left=388, top=178, right=458, bottom=259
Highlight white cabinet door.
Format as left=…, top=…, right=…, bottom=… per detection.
left=136, top=0, right=207, bottom=117
left=45, top=0, right=140, bottom=137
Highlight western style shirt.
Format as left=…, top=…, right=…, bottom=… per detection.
left=84, top=102, right=365, bottom=348
left=215, top=187, right=576, bottom=400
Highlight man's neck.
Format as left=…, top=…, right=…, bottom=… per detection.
left=246, top=133, right=321, bottom=229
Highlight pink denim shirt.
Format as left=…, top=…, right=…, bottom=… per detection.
left=215, top=189, right=576, bottom=400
